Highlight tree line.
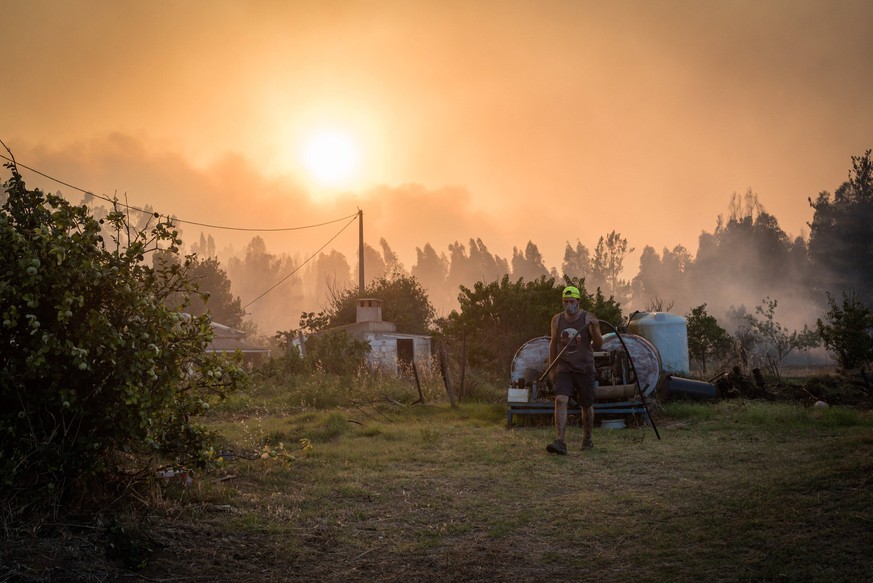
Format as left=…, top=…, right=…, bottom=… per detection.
left=32, top=148, right=873, bottom=378
left=254, top=151, right=871, bottom=392
left=178, top=152, right=870, bottom=346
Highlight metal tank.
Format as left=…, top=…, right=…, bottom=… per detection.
left=600, top=332, right=661, bottom=398
left=507, top=332, right=662, bottom=402
left=508, top=336, right=550, bottom=401
left=627, top=311, right=689, bottom=376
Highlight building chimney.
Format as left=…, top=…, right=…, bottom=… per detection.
left=356, top=298, right=383, bottom=323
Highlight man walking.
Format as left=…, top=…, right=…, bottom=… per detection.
left=546, top=286, right=603, bottom=454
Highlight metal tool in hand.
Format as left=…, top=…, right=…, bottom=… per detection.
left=536, top=334, right=575, bottom=384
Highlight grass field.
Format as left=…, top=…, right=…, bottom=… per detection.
left=3, top=388, right=872, bottom=583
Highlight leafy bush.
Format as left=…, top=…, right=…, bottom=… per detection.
left=297, top=272, right=435, bottom=336
left=0, top=159, right=245, bottom=505
left=304, top=329, right=371, bottom=375
left=437, top=275, right=622, bottom=388
left=686, top=303, right=734, bottom=374
left=743, top=297, right=819, bottom=381
left=265, top=328, right=370, bottom=378
left=817, top=291, right=873, bottom=371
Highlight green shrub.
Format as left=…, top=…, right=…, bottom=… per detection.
left=817, top=291, right=873, bottom=371
left=260, top=329, right=370, bottom=381
left=303, top=329, right=370, bottom=375
left=0, top=159, right=245, bottom=505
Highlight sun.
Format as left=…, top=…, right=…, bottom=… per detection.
left=300, top=129, right=361, bottom=189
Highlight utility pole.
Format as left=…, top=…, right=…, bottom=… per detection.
left=358, top=208, right=364, bottom=295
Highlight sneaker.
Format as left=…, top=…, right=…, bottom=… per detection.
left=581, top=438, right=594, bottom=450
left=546, top=439, right=567, bottom=455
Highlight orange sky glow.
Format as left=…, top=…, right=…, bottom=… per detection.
left=3, top=0, right=872, bottom=281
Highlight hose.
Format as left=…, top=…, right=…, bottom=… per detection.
left=599, top=319, right=662, bottom=440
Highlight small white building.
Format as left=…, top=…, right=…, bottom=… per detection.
left=207, top=321, right=271, bottom=366
left=304, top=298, right=432, bottom=373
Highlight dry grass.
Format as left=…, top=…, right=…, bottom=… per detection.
left=3, top=398, right=872, bottom=582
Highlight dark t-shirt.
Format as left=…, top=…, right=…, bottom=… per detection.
left=553, top=311, right=596, bottom=373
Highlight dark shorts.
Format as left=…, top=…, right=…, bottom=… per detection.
left=555, top=370, right=596, bottom=407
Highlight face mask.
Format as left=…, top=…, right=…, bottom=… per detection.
left=564, top=303, right=579, bottom=315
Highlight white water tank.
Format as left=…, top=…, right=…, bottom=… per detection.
left=627, top=312, right=689, bottom=375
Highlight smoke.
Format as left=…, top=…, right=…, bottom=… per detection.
left=1, top=134, right=856, bottom=350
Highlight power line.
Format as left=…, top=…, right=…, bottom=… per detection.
left=0, top=152, right=357, bottom=232
left=242, top=213, right=359, bottom=310
left=1, top=148, right=364, bottom=311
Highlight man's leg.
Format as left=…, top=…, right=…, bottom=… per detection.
left=581, top=405, right=595, bottom=448
left=554, top=394, right=569, bottom=442
left=577, top=372, right=596, bottom=449
left=546, top=394, right=569, bottom=454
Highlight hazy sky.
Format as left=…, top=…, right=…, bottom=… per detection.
left=3, top=0, right=872, bottom=273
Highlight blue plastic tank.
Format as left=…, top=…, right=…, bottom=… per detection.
left=627, top=312, right=689, bottom=375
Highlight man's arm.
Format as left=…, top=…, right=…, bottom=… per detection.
left=548, top=313, right=559, bottom=363
left=589, top=315, right=604, bottom=350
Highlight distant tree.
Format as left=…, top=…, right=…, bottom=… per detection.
left=727, top=188, right=766, bottom=223
left=632, top=244, right=691, bottom=312
left=227, top=236, right=303, bottom=332
left=686, top=304, right=734, bottom=375
left=445, top=238, right=509, bottom=298
left=707, top=197, right=792, bottom=288
left=445, top=240, right=469, bottom=293
left=468, top=238, right=509, bottom=283
left=313, top=249, right=352, bottom=305
left=412, top=242, right=449, bottom=308
left=632, top=246, right=661, bottom=303
left=591, top=230, right=633, bottom=305
left=511, top=241, right=550, bottom=282
left=808, top=150, right=873, bottom=306
left=816, top=291, right=873, bottom=371
left=744, top=297, right=819, bottom=381
left=160, top=254, right=245, bottom=327
left=379, top=237, right=405, bottom=275
left=561, top=240, right=591, bottom=281
left=190, top=232, right=217, bottom=258
left=353, top=242, right=387, bottom=286
left=785, top=234, right=811, bottom=291
left=689, top=191, right=805, bottom=316
left=187, top=256, right=245, bottom=326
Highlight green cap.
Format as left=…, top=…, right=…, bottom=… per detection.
left=562, top=286, right=581, bottom=299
